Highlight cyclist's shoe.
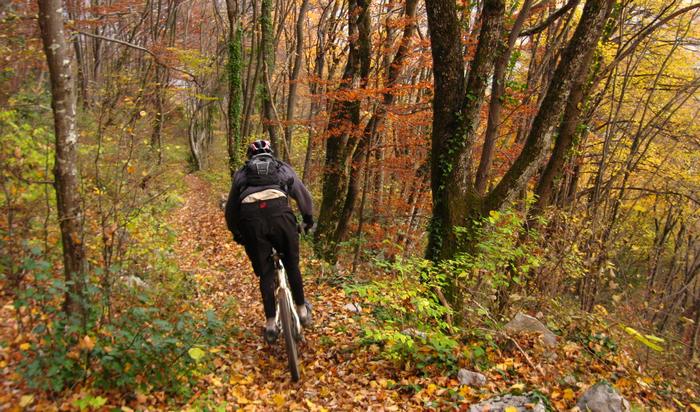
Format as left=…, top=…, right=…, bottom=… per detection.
left=263, top=326, right=279, bottom=344
left=298, top=302, right=312, bottom=328
left=264, top=318, right=278, bottom=343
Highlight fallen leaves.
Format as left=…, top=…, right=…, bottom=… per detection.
left=1, top=174, right=698, bottom=410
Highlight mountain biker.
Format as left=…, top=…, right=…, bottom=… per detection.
left=224, top=139, right=314, bottom=343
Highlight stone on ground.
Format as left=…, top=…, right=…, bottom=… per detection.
left=457, top=369, right=486, bottom=387
left=577, top=382, right=631, bottom=412
left=503, top=312, right=558, bottom=347
left=468, top=393, right=546, bottom=412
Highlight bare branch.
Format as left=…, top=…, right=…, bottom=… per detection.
left=75, top=30, right=200, bottom=85
left=520, top=0, right=580, bottom=37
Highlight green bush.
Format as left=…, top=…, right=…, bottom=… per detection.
left=346, top=260, right=458, bottom=372
left=14, top=248, right=225, bottom=395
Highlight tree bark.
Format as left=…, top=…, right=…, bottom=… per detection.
left=425, top=0, right=505, bottom=262
left=38, top=0, right=87, bottom=315
left=260, top=0, right=280, bottom=153
left=485, top=0, right=615, bottom=212
left=314, top=0, right=371, bottom=262
left=474, top=0, right=534, bottom=195
left=226, top=0, right=243, bottom=174
left=284, top=0, right=309, bottom=163
left=531, top=45, right=597, bottom=215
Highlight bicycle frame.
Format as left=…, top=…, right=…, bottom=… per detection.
left=272, top=250, right=302, bottom=336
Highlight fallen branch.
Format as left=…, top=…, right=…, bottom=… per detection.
left=506, top=335, right=547, bottom=378
left=434, top=287, right=454, bottom=329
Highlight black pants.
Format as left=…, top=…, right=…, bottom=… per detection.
left=239, top=197, right=305, bottom=318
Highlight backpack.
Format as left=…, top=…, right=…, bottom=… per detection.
left=242, top=153, right=290, bottom=192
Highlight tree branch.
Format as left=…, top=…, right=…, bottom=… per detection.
left=520, top=0, right=580, bottom=37
left=75, top=30, right=200, bottom=85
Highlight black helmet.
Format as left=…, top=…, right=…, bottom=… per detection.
left=246, top=139, right=273, bottom=158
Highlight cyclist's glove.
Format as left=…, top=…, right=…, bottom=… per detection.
left=301, top=215, right=314, bottom=235
left=233, top=231, right=245, bottom=245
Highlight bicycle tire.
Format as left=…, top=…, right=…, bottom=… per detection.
left=279, top=291, right=300, bottom=381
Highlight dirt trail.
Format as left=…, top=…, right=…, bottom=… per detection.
left=172, top=175, right=411, bottom=410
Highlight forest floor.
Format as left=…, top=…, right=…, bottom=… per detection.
left=1, top=174, right=699, bottom=410
left=166, top=174, right=425, bottom=410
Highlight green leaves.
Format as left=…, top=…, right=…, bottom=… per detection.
left=72, top=395, right=107, bottom=411
left=188, top=347, right=206, bottom=362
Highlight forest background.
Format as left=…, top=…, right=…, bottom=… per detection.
left=1, top=0, right=700, bottom=409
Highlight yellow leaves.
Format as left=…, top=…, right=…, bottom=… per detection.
left=689, top=403, right=700, bottom=412
left=562, top=388, right=576, bottom=401
left=272, top=393, right=285, bottom=408
left=672, top=398, right=686, bottom=409
left=19, top=394, right=34, bottom=407
left=494, top=357, right=515, bottom=371
left=593, top=305, right=608, bottom=315
left=459, top=385, right=472, bottom=398
left=229, top=373, right=253, bottom=385
left=18, top=342, right=30, bottom=351
left=504, top=407, right=518, bottom=412
left=623, top=326, right=665, bottom=352
left=305, top=399, right=329, bottom=412
left=79, top=335, right=95, bottom=351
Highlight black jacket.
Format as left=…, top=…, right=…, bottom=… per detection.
left=224, top=160, right=313, bottom=237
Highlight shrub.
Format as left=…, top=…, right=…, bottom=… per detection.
left=14, top=248, right=225, bottom=395
left=346, top=259, right=458, bottom=372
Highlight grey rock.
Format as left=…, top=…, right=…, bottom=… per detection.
left=577, top=382, right=630, bottom=412
left=401, top=328, right=428, bottom=340
left=343, top=302, right=362, bottom=313
left=503, top=312, right=558, bottom=347
left=457, top=369, right=486, bottom=387
left=121, top=275, right=148, bottom=289
left=468, top=394, right=545, bottom=412
left=563, top=375, right=577, bottom=386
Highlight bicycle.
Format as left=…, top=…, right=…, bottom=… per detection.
left=270, top=248, right=303, bottom=381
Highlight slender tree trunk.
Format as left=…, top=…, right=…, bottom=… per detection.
left=485, top=0, right=615, bottom=212
left=284, top=0, right=309, bottom=163
left=260, top=0, right=280, bottom=154
left=531, top=46, right=597, bottom=215
left=38, top=0, right=87, bottom=315
left=314, top=0, right=371, bottom=262
left=474, top=0, right=534, bottom=195
left=334, top=0, right=418, bottom=244
left=302, top=0, right=338, bottom=183
left=225, top=0, right=243, bottom=174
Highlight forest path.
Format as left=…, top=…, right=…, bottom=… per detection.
left=172, top=174, right=408, bottom=410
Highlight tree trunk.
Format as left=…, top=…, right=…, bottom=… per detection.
left=260, top=0, right=280, bottom=153
left=284, top=0, right=309, bottom=163
left=314, top=0, right=371, bottom=262
left=38, top=0, right=87, bottom=315
left=425, top=0, right=505, bottom=263
left=225, top=0, right=243, bottom=174
left=474, top=0, right=534, bottom=195
left=485, top=0, right=615, bottom=212
left=302, top=0, right=339, bottom=184
left=531, top=45, right=597, bottom=215
left=425, top=0, right=615, bottom=315
left=334, top=0, right=418, bottom=245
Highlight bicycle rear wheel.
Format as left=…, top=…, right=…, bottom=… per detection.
left=279, top=291, right=300, bottom=381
